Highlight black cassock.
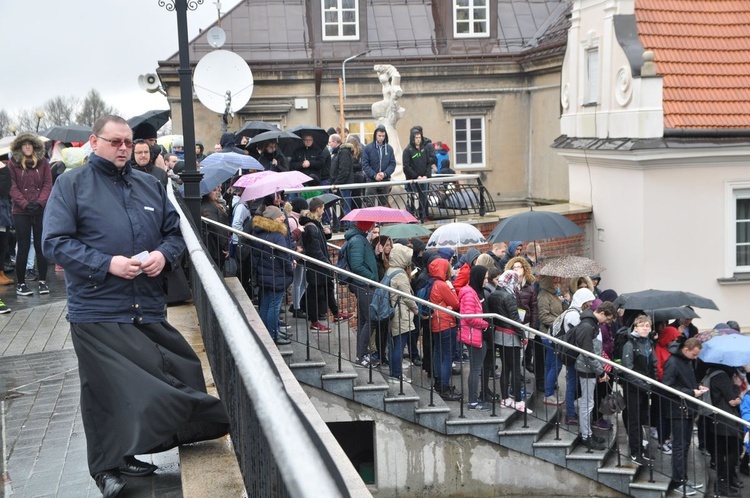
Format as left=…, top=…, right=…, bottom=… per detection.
left=71, top=321, right=229, bottom=475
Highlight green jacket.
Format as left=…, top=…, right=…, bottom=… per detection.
left=344, top=226, right=378, bottom=283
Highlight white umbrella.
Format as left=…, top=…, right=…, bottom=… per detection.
left=426, top=222, right=486, bottom=248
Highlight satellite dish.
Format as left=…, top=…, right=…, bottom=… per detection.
left=138, top=73, right=161, bottom=93
left=193, top=50, right=253, bottom=114
left=207, top=26, right=226, bottom=48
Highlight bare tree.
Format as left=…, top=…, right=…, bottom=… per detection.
left=14, top=110, right=39, bottom=133
left=0, top=110, right=10, bottom=136
left=44, top=96, right=78, bottom=127
left=76, top=89, right=117, bottom=127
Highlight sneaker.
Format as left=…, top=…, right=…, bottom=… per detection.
left=55, top=264, right=64, bottom=272
left=649, top=427, right=658, bottom=439
left=290, top=308, right=307, bottom=319
left=388, top=376, right=411, bottom=384
left=25, top=268, right=37, bottom=281
left=274, top=336, right=291, bottom=345
left=468, top=401, right=490, bottom=411
left=38, top=281, right=49, bottom=295
left=333, top=312, right=353, bottom=322
left=583, top=436, right=606, bottom=451
left=411, top=356, right=423, bottom=367
left=670, top=484, right=696, bottom=496
left=543, top=395, right=564, bottom=405
left=278, top=321, right=291, bottom=330
left=310, top=321, right=330, bottom=332
left=686, top=480, right=703, bottom=490
left=0, top=299, right=10, bottom=314
left=16, top=283, right=33, bottom=296
left=592, top=419, right=613, bottom=430
left=354, top=357, right=371, bottom=368
left=565, top=416, right=579, bottom=425
left=451, top=362, right=461, bottom=375
left=630, top=453, right=645, bottom=466
left=513, top=400, right=533, bottom=414
left=660, top=443, right=673, bottom=455
left=439, top=387, right=461, bottom=402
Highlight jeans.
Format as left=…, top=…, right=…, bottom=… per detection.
left=670, top=414, right=693, bottom=484
left=467, top=342, right=486, bottom=403
left=406, top=183, right=429, bottom=218
left=14, top=214, right=47, bottom=284
left=259, top=289, right=284, bottom=340
left=579, top=376, right=597, bottom=438
left=566, top=365, right=578, bottom=418
left=432, top=328, right=454, bottom=389
left=354, top=285, right=373, bottom=360
left=389, top=331, right=410, bottom=378
left=543, top=339, right=563, bottom=397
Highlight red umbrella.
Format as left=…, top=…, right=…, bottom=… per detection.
left=239, top=170, right=312, bottom=202
left=342, top=207, right=418, bottom=224
left=233, top=170, right=276, bottom=188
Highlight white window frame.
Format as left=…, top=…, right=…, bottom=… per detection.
left=452, top=116, right=486, bottom=169
left=584, top=47, right=599, bottom=105
left=453, top=0, right=490, bottom=39
left=322, top=0, right=359, bottom=41
left=726, top=181, right=750, bottom=275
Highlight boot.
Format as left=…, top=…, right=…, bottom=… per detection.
left=0, top=271, right=13, bottom=285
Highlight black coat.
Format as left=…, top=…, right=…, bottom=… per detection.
left=299, top=214, right=331, bottom=285
left=488, top=287, right=522, bottom=338
left=662, top=342, right=699, bottom=418
left=706, top=367, right=742, bottom=436
left=290, top=144, right=324, bottom=183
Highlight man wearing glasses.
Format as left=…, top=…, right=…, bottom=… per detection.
left=42, top=115, right=229, bottom=497
left=131, top=139, right=167, bottom=187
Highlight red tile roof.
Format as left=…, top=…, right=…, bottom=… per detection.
left=635, top=0, right=750, bottom=129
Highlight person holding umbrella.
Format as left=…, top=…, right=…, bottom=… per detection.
left=290, top=133, right=324, bottom=185
left=256, top=140, right=289, bottom=172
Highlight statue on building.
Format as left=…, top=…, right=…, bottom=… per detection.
left=372, top=64, right=405, bottom=181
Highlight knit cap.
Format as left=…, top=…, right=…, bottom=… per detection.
left=262, top=205, right=283, bottom=220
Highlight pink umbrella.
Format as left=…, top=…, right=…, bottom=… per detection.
left=233, top=170, right=276, bottom=188
left=239, top=170, right=312, bottom=202
left=342, top=207, right=419, bottom=224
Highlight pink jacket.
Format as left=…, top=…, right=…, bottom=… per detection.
left=457, top=286, right=488, bottom=348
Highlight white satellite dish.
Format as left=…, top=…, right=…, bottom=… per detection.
left=194, top=50, right=253, bottom=114
left=207, top=26, right=226, bottom=48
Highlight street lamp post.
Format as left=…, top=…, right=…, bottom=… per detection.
left=158, top=0, right=203, bottom=226
left=8, top=125, right=18, bottom=136
left=35, top=110, right=45, bottom=133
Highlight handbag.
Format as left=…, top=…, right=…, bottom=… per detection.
left=599, top=390, right=626, bottom=416
left=223, top=257, right=238, bottom=277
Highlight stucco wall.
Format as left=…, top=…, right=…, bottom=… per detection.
left=304, top=385, right=620, bottom=498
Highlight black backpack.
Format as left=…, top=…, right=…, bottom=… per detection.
left=612, top=326, right=631, bottom=362
left=416, top=278, right=436, bottom=319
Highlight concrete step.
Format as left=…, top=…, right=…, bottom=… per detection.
left=628, top=470, right=671, bottom=498
left=445, top=402, right=517, bottom=443
left=596, top=451, right=639, bottom=496
left=287, top=341, right=328, bottom=387
left=383, top=382, right=420, bottom=422
left=413, top=388, right=452, bottom=433
left=497, top=412, right=550, bottom=456
left=320, top=361, right=358, bottom=399
left=532, top=422, right=578, bottom=467
left=565, top=442, right=612, bottom=481
left=352, top=367, right=388, bottom=410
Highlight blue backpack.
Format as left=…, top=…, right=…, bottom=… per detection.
left=416, top=278, right=436, bottom=319
left=369, top=270, right=405, bottom=321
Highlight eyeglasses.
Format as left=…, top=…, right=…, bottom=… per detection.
left=97, top=136, right=134, bottom=149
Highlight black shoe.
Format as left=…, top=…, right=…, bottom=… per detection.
left=411, top=356, right=423, bottom=366
left=582, top=436, right=606, bottom=451
left=16, top=283, right=33, bottom=296
left=479, top=389, right=500, bottom=401
left=274, top=336, right=291, bottom=345
left=119, top=456, right=157, bottom=477
left=290, top=308, right=307, bottom=319
left=94, top=471, right=126, bottom=497
left=591, top=434, right=606, bottom=445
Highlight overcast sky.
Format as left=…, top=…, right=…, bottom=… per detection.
left=1, top=0, right=243, bottom=120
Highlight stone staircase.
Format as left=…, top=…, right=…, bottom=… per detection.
left=280, top=339, right=688, bottom=498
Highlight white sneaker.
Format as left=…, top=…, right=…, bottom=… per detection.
left=514, top=401, right=533, bottom=414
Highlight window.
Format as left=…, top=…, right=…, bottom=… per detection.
left=454, top=0, right=489, bottom=38
left=322, top=0, right=359, bottom=41
left=735, top=189, right=750, bottom=272
left=346, top=121, right=376, bottom=145
left=453, top=117, right=485, bottom=168
left=584, top=48, right=599, bottom=105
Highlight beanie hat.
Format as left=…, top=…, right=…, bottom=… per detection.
left=291, top=197, right=308, bottom=213
left=356, top=221, right=375, bottom=232
left=133, top=123, right=157, bottom=140
left=172, top=136, right=184, bottom=148
left=262, top=205, right=283, bottom=220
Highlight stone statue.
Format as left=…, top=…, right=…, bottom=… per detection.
left=372, top=64, right=405, bottom=181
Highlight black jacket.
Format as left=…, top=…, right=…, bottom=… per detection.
left=402, top=128, right=432, bottom=180
left=706, top=366, right=741, bottom=436
left=290, top=144, right=324, bottom=183
left=621, top=332, right=656, bottom=390
left=488, top=287, right=523, bottom=338
left=662, top=342, right=699, bottom=418
left=574, top=309, right=603, bottom=378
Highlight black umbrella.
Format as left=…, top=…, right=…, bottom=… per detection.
left=40, top=125, right=92, bottom=143
left=127, top=109, right=170, bottom=131
left=614, top=289, right=718, bottom=311
left=236, top=121, right=279, bottom=139
left=247, top=130, right=301, bottom=150
left=285, top=125, right=329, bottom=152
left=313, top=192, right=342, bottom=208
left=645, top=307, right=700, bottom=322
left=488, top=209, right=584, bottom=242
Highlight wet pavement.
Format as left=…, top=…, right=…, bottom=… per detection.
left=1, top=270, right=182, bottom=497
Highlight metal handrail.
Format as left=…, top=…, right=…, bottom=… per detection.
left=284, top=173, right=483, bottom=193
left=213, top=216, right=750, bottom=431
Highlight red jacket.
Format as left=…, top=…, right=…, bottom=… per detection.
left=458, top=285, right=488, bottom=348
left=453, top=263, right=470, bottom=292
left=8, top=158, right=52, bottom=215
left=428, top=258, right=459, bottom=332
left=655, top=326, right=681, bottom=381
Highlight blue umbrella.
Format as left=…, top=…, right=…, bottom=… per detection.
left=199, top=162, right=240, bottom=196
left=201, top=151, right=263, bottom=172
left=698, top=334, right=750, bottom=367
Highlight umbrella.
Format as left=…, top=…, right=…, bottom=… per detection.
left=246, top=130, right=301, bottom=149
left=380, top=223, right=432, bottom=239
left=698, top=334, right=750, bottom=366
left=233, top=170, right=277, bottom=188
left=284, top=125, right=329, bottom=152
left=426, top=222, right=486, bottom=248
left=201, top=151, right=263, bottom=172
left=342, top=207, right=418, bottom=224
left=488, top=210, right=584, bottom=242
left=536, top=255, right=606, bottom=278
left=39, top=125, right=92, bottom=143
left=695, top=327, right=740, bottom=344
left=645, top=306, right=700, bottom=323
left=199, top=162, right=238, bottom=196
left=127, top=109, right=170, bottom=132
left=313, top=192, right=342, bottom=208
left=236, top=121, right=279, bottom=139
left=239, top=170, right=312, bottom=202
left=614, top=289, right=718, bottom=311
